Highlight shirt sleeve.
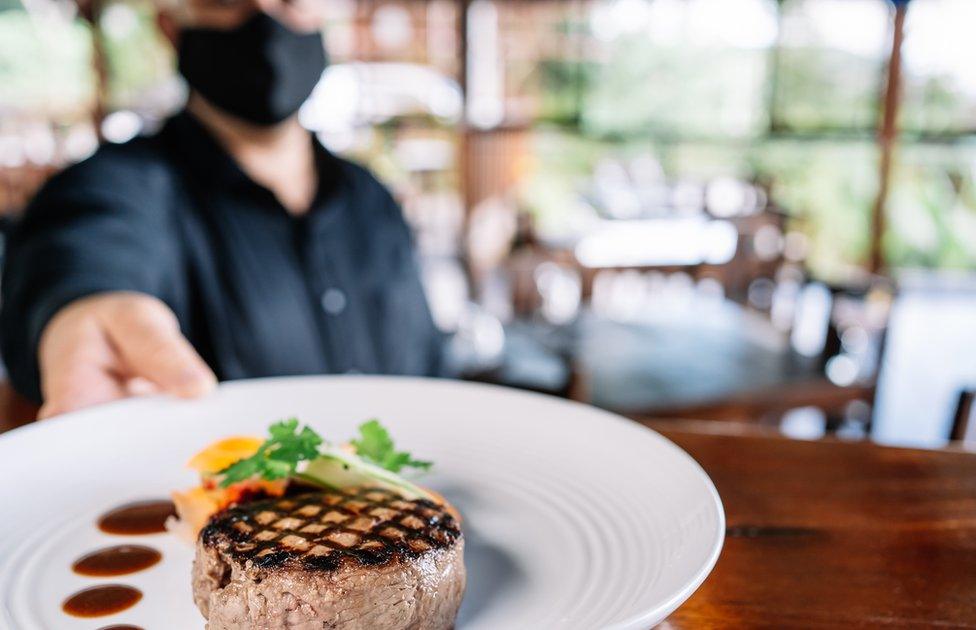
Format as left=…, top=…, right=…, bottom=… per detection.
left=0, top=144, right=181, bottom=403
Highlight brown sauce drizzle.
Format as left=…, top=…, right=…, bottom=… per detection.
left=97, top=626, right=145, bottom=630
left=98, top=500, right=175, bottom=535
left=62, top=585, right=142, bottom=617
left=72, top=545, right=161, bottom=577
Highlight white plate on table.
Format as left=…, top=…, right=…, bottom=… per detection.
left=0, top=376, right=723, bottom=629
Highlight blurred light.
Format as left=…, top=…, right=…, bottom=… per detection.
left=668, top=271, right=694, bottom=293
left=835, top=418, right=868, bottom=441
left=316, top=129, right=356, bottom=154
left=826, top=354, right=859, bottom=386
left=696, top=277, right=725, bottom=300
left=783, top=231, right=809, bottom=262
left=371, top=4, right=414, bottom=50
left=671, top=180, right=704, bottom=214
left=534, top=262, right=581, bottom=325
left=681, top=0, right=777, bottom=49
left=448, top=302, right=506, bottom=370
left=21, top=124, right=55, bottom=165
left=841, top=326, right=869, bottom=354
left=595, top=0, right=777, bottom=48
left=789, top=0, right=888, bottom=58
left=845, top=399, right=872, bottom=424
left=890, top=194, right=940, bottom=251
left=629, top=153, right=664, bottom=186
left=703, top=220, right=739, bottom=264
left=575, top=217, right=737, bottom=268
left=753, top=224, right=784, bottom=261
left=590, top=0, right=651, bottom=41
left=780, top=406, right=827, bottom=440
left=300, top=63, right=463, bottom=134
left=466, top=0, right=504, bottom=129
left=0, top=136, right=25, bottom=168
left=770, top=279, right=800, bottom=331
left=790, top=282, right=832, bottom=357
left=594, top=159, right=643, bottom=219
left=101, top=110, right=142, bottom=144
left=394, top=138, right=454, bottom=172
left=301, top=66, right=358, bottom=132
left=903, top=0, right=976, bottom=99
left=62, top=123, right=99, bottom=163
left=422, top=259, right=470, bottom=332
left=706, top=177, right=757, bottom=218
left=747, top=277, right=775, bottom=310
left=100, top=3, right=138, bottom=40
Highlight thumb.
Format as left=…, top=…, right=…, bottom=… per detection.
left=104, top=297, right=217, bottom=398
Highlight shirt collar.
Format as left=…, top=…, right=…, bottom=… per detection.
left=159, top=110, right=343, bottom=213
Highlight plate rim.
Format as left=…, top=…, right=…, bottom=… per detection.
left=0, top=374, right=725, bottom=628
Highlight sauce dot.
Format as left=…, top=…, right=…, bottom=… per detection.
left=98, top=500, right=175, bottom=535
left=72, top=545, right=161, bottom=577
left=62, top=584, right=142, bottom=618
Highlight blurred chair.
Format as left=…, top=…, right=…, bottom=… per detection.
left=871, top=273, right=976, bottom=448
left=949, top=389, right=975, bottom=447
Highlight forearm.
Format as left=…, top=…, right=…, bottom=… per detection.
left=0, top=203, right=178, bottom=402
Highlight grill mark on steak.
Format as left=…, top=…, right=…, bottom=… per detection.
left=201, top=487, right=461, bottom=571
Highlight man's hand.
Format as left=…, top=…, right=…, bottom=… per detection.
left=37, top=292, right=217, bottom=418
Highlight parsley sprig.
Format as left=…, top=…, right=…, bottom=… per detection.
left=217, top=418, right=430, bottom=486
left=351, top=419, right=432, bottom=473
left=220, top=419, right=323, bottom=487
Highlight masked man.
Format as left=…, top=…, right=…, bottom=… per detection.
left=0, top=0, right=444, bottom=417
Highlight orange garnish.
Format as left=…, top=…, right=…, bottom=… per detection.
left=187, top=436, right=263, bottom=474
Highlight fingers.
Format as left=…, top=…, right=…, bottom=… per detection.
left=38, top=375, right=128, bottom=419
left=37, top=293, right=218, bottom=418
left=102, top=296, right=217, bottom=398
left=38, top=307, right=130, bottom=418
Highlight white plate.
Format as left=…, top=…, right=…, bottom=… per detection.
left=0, top=376, right=723, bottom=630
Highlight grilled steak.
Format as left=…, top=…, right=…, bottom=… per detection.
left=192, top=487, right=465, bottom=629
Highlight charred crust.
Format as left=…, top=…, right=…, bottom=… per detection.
left=201, top=488, right=461, bottom=572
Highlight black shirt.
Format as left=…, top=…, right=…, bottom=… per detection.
left=0, top=112, right=444, bottom=403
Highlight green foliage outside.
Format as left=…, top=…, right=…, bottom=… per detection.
left=581, top=39, right=769, bottom=139
left=0, top=11, right=95, bottom=115
left=773, top=47, right=881, bottom=132
left=97, top=0, right=173, bottom=108
left=2, top=1, right=974, bottom=281
left=521, top=32, right=976, bottom=282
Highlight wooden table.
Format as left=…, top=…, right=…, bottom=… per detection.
left=651, top=422, right=976, bottom=629
left=2, top=392, right=975, bottom=627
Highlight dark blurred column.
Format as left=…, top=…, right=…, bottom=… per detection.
left=76, top=0, right=109, bottom=140
left=869, top=0, right=909, bottom=275
left=457, top=0, right=476, bottom=297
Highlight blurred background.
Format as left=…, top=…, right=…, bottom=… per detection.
left=1, top=0, right=974, bottom=448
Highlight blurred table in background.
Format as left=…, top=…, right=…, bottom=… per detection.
left=485, top=305, right=846, bottom=420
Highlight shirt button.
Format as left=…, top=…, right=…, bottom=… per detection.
left=321, top=288, right=347, bottom=315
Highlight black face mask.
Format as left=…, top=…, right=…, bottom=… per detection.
left=178, top=13, right=327, bottom=126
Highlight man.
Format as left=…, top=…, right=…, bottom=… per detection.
left=0, top=0, right=443, bottom=418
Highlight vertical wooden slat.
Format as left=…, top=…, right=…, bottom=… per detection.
left=77, top=0, right=109, bottom=140
left=869, top=2, right=908, bottom=275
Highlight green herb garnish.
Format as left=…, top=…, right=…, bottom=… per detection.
left=351, top=419, right=432, bottom=473
left=217, top=418, right=431, bottom=487
left=220, top=419, right=323, bottom=487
